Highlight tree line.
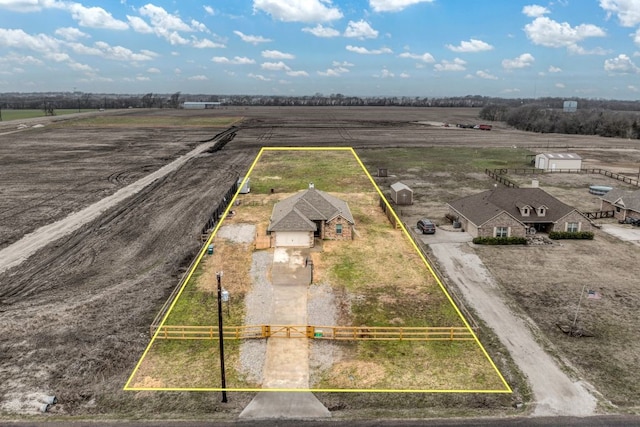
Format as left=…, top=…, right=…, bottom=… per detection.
left=479, top=103, right=640, bottom=139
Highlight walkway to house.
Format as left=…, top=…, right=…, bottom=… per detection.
left=239, top=247, right=330, bottom=420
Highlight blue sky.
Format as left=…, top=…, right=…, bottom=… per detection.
left=1, top=0, right=640, bottom=98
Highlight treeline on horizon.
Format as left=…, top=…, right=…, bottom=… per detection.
left=480, top=103, right=640, bottom=139
left=2, top=92, right=640, bottom=112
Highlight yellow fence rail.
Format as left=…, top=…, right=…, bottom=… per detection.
left=154, top=325, right=474, bottom=341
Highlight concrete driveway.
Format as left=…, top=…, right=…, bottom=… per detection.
left=416, top=226, right=473, bottom=245
left=600, top=224, right=640, bottom=246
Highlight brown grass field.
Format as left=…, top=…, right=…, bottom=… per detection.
left=1, top=106, right=639, bottom=419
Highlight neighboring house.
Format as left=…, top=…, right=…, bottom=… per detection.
left=535, top=153, right=582, bottom=171
left=601, top=188, right=640, bottom=222
left=390, top=182, right=413, bottom=205
left=267, top=184, right=355, bottom=247
left=447, top=187, right=593, bottom=238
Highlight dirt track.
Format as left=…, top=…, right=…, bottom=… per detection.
left=1, top=107, right=639, bottom=418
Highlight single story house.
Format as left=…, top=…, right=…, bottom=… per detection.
left=601, top=188, right=640, bottom=222
left=447, top=187, right=593, bottom=238
left=535, top=153, right=582, bottom=171
left=267, top=184, right=355, bottom=247
left=390, top=182, right=413, bottom=205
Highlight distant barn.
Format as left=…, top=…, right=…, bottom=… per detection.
left=182, top=101, right=221, bottom=109
left=535, top=153, right=582, bottom=171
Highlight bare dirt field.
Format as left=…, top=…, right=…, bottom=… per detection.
left=1, top=107, right=640, bottom=420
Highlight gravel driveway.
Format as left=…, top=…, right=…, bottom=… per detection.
left=427, top=234, right=598, bottom=416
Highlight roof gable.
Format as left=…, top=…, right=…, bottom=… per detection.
left=449, top=187, right=576, bottom=225
left=602, top=188, right=640, bottom=213
left=269, top=188, right=355, bottom=232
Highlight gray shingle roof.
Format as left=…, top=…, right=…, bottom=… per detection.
left=267, top=188, right=354, bottom=232
left=448, top=187, right=576, bottom=226
left=602, top=188, right=640, bottom=213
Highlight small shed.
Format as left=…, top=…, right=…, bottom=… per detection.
left=535, top=153, right=582, bottom=171
left=390, top=182, right=413, bottom=205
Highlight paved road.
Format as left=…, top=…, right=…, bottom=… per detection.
left=8, top=414, right=640, bottom=426
left=423, top=229, right=598, bottom=416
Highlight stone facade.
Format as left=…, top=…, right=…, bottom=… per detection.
left=323, top=216, right=354, bottom=240
left=476, top=212, right=527, bottom=238
left=601, top=200, right=640, bottom=222
left=553, top=211, right=594, bottom=232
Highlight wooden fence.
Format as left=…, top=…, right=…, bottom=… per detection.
left=488, top=168, right=639, bottom=187
left=582, top=210, right=615, bottom=219
left=153, top=324, right=474, bottom=341
left=484, top=169, right=518, bottom=188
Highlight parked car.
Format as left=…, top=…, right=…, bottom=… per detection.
left=417, top=218, right=436, bottom=234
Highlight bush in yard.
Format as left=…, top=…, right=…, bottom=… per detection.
left=472, top=236, right=528, bottom=245
left=548, top=231, right=594, bottom=240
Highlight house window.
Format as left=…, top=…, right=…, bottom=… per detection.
left=522, top=207, right=529, bottom=216
left=538, top=207, right=546, bottom=216
left=616, top=207, right=621, bottom=213
left=495, top=226, right=509, bottom=237
left=336, top=223, right=343, bottom=235
left=567, top=222, right=579, bottom=232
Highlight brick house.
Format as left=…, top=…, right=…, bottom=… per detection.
left=267, top=184, right=355, bottom=247
left=447, top=187, right=593, bottom=238
left=601, top=188, right=640, bottom=222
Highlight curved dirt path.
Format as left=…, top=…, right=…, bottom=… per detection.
left=428, top=237, right=598, bottom=416
left=0, top=135, right=223, bottom=275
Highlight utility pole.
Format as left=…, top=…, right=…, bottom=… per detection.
left=571, top=284, right=586, bottom=336
left=216, top=271, right=228, bottom=403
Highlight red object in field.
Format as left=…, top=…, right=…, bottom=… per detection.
left=479, top=124, right=492, bottom=131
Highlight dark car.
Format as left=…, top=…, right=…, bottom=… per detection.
left=417, top=219, right=436, bottom=234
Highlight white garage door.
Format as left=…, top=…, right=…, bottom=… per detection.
left=275, top=231, right=310, bottom=247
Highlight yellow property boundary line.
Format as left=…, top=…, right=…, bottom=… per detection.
left=124, top=146, right=512, bottom=393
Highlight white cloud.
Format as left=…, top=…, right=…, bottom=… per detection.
left=628, top=84, right=639, bottom=92
left=446, top=38, right=493, bottom=53
left=136, top=76, right=150, bottom=81
left=332, top=60, right=354, bottom=67
left=68, top=3, right=128, bottom=30
left=127, top=15, right=153, bottom=34
left=234, top=30, right=272, bottom=45
left=147, top=67, right=160, bottom=73
left=262, top=49, right=295, bottom=59
left=318, top=65, right=350, bottom=76
left=139, top=4, right=192, bottom=32
left=548, top=65, right=562, bottom=72
left=502, top=53, right=535, bottom=69
left=0, top=52, right=43, bottom=65
left=400, top=72, right=410, bottom=78
left=261, top=61, right=291, bottom=71
left=344, top=20, right=378, bottom=39
left=212, top=56, right=255, bottom=65
left=45, top=52, right=70, bottom=62
left=302, top=24, right=340, bottom=37
left=67, top=40, right=157, bottom=61
left=524, top=17, right=606, bottom=52
left=369, top=0, right=435, bottom=13
left=253, top=0, right=343, bottom=23
left=248, top=73, right=271, bottom=81
left=522, top=4, right=550, bottom=17
left=555, top=83, right=565, bottom=88
left=634, top=28, right=640, bottom=46
left=600, top=0, right=640, bottom=27
left=188, top=75, right=208, bottom=81
left=476, top=70, right=498, bottom=79
left=346, top=45, right=392, bottom=54
left=54, top=27, right=88, bottom=41
left=604, top=53, right=640, bottom=73
left=286, top=70, right=309, bottom=77
left=398, top=51, right=435, bottom=62
left=374, top=68, right=394, bottom=78
left=0, top=28, right=60, bottom=53
left=434, top=57, right=466, bottom=71
left=203, top=5, right=215, bottom=16
left=502, top=88, right=521, bottom=94
left=0, top=0, right=64, bottom=12
left=67, top=61, right=94, bottom=72
left=192, top=38, right=225, bottom=48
